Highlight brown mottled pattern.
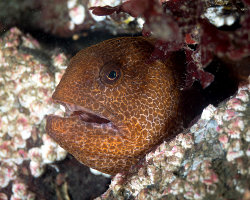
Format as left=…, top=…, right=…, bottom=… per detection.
left=46, top=37, right=182, bottom=175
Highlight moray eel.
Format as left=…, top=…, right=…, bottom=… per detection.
left=46, top=37, right=184, bottom=175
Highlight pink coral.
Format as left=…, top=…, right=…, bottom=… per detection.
left=0, top=28, right=68, bottom=198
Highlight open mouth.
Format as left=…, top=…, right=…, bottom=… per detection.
left=56, top=101, right=113, bottom=126
left=46, top=100, right=120, bottom=133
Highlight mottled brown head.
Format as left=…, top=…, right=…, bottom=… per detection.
left=46, top=37, right=182, bottom=175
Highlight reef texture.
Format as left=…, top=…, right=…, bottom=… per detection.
left=96, top=78, right=250, bottom=200
left=0, top=0, right=142, bottom=37
left=0, top=27, right=68, bottom=199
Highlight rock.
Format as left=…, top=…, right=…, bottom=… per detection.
left=0, top=0, right=142, bottom=37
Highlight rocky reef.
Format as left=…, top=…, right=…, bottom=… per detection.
left=0, top=27, right=68, bottom=199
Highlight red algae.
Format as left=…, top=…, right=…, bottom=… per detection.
left=91, top=0, right=250, bottom=88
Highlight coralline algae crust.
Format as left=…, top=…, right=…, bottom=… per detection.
left=0, top=28, right=68, bottom=199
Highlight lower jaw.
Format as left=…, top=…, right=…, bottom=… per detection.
left=46, top=114, right=117, bottom=133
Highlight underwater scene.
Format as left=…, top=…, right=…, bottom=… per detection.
left=0, top=0, right=249, bottom=199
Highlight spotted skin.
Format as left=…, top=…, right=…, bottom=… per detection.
left=46, top=37, right=183, bottom=175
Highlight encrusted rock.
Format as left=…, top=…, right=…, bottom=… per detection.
left=0, top=27, right=68, bottom=198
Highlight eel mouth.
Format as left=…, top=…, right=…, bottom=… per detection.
left=51, top=101, right=113, bottom=126
left=65, top=103, right=111, bottom=124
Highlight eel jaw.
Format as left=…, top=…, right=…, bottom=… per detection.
left=63, top=102, right=111, bottom=124
left=48, top=100, right=118, bottom=131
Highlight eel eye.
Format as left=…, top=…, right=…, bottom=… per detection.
left=107, top=70, right=117, bottom=80
left=100, top=62, right=122, bottom=84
